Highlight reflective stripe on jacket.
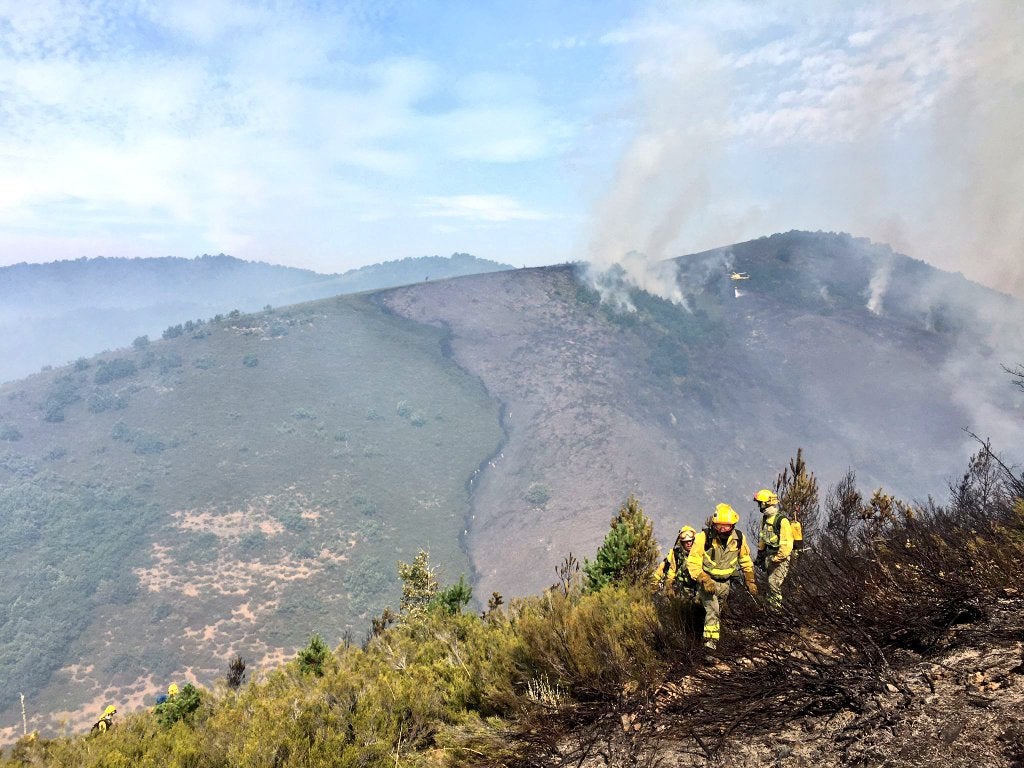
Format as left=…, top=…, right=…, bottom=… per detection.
left=652, top=546, right=698, bottom=589
left=758, top=505, right=794, bottom=561
left=686, top=530, right=754, bottom=582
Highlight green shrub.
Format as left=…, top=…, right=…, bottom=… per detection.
left=43, top=405, right=64, bottom=423
left=513, top=583, right=664, bottom=698
left=296, top=634, right=331, bottom=677
left=154, top=683, right=203, bottom=727
left=88, top=390, right=128, bottom=413
left=94, top=358, right=137, bottom=385
left=524, top=482, right=551, bottom=506
left=41, top=375, right=80, bottom=420
left=238, top=531, right=266, bottom=554
left=242, top=355, right=258, bottom=368
left=582, top=494, right=659, bottom=591
left=158, top=353, right=183, bottom=374
left=0, top=425, right=21, bottom=442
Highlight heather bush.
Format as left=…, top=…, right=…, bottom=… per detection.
left=513, top=584, right=664, bottom=699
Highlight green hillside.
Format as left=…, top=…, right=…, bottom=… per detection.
left=0, top=294, right=502, bottom=725
left=2, top=447, right=1021, bottom=768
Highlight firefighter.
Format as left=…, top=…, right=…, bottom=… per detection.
left=91, top=705, right=116, bottom=734
left=686, top=504, right=756, bottom=649
left=754, top=489, right=794, bottom=609
left=155, top=682, right=179, bottom=706
left=652, top=525, right=700, bottom=602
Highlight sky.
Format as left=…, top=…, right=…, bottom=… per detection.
left=0, top=0, right=1021, bottom=295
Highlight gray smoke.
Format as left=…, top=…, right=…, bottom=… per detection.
left=583, top=1, right=1023, bottom=305
left=581, top=27, right=728, bottom=306
left=920, top=0, right=1024, bottom=298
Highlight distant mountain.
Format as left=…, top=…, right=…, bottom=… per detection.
left=0, top=231, right=1020, bottom=737
left=0, top=252, right=513, bottom=382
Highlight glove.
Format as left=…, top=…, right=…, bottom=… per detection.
left=698, top=573, right=716, bottom=592
left=754, top=551, right=766, bottom=569
left=744, top=573, right=758, bottom=595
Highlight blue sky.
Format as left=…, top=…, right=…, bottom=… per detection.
left=0, top=1, right=1021, bottom=295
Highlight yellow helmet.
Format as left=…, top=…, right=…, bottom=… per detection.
left=754, top=489, right=779, bottom=506
left=103, top=705, right=117, bottom=717
left=167, top=683, right=179, bottom=696
left=711, top=503, right=739, bottom=525
left=677, top=525, right=696, bottom=543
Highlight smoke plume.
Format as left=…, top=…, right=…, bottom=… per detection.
left=580, top=27, right=728, bottom=306
left=921, top=0, right=1024, bottom=298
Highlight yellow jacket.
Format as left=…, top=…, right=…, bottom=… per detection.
left=652, top=547, right=698, bottom=589
left=758, top=505, right=794, bottom=562
left=686, top=529, right=754, bottom=582
left=652, top=547, right=680, bottom=584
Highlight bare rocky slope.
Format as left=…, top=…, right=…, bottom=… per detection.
left=384, top=231, right=1024, bottom=600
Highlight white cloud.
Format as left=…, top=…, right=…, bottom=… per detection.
left=417, top=195, right=554, bottom=223
left=0, top=1, right=574, bottom=264
left=3, top=0, right=1019, bottom=295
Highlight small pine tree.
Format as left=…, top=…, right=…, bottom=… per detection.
left=297, top=634, right=330, bottom=677
left=582, top=495, right=659, bottom=592
left=776, top=448, right=820, bottom=543
left=431, top=574, right=473, bottom=614
left=398, top=550, right=439, bottom=613
left=823, top=470, right=864, bottom=555
left=482, top=591, right=504, bottom=622
left=225, top=655, right=246, bottom=690
left=862, top=487, right=914, bottom=537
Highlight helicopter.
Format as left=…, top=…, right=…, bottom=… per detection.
left=729, top=271, right=750, bottom=281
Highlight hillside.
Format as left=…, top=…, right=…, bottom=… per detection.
left=0, top=296, right=504, bottom=735
left=384, top=231, right=1024, bottom=600
left=0, top=230, right=1021, bottom=738
left=0, top=252, right=512, bottom=383
left=1, top=445, right=1022, bottom=767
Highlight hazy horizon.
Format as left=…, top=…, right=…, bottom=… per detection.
left=1, top=1, right=1021, bottom=298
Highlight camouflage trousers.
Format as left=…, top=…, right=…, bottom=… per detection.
left=766, top=558, right=790, bottom=610
left=699, top=579, right=732, bottom=645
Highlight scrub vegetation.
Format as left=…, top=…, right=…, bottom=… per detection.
left=0, top=294, right=503, bottom=726
left=2, top=446, right=1021, bottom=767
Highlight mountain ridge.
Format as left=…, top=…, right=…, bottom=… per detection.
left=0, top=252, right=513, bottom=382
left=0, top=230, right=1020, bottom=739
